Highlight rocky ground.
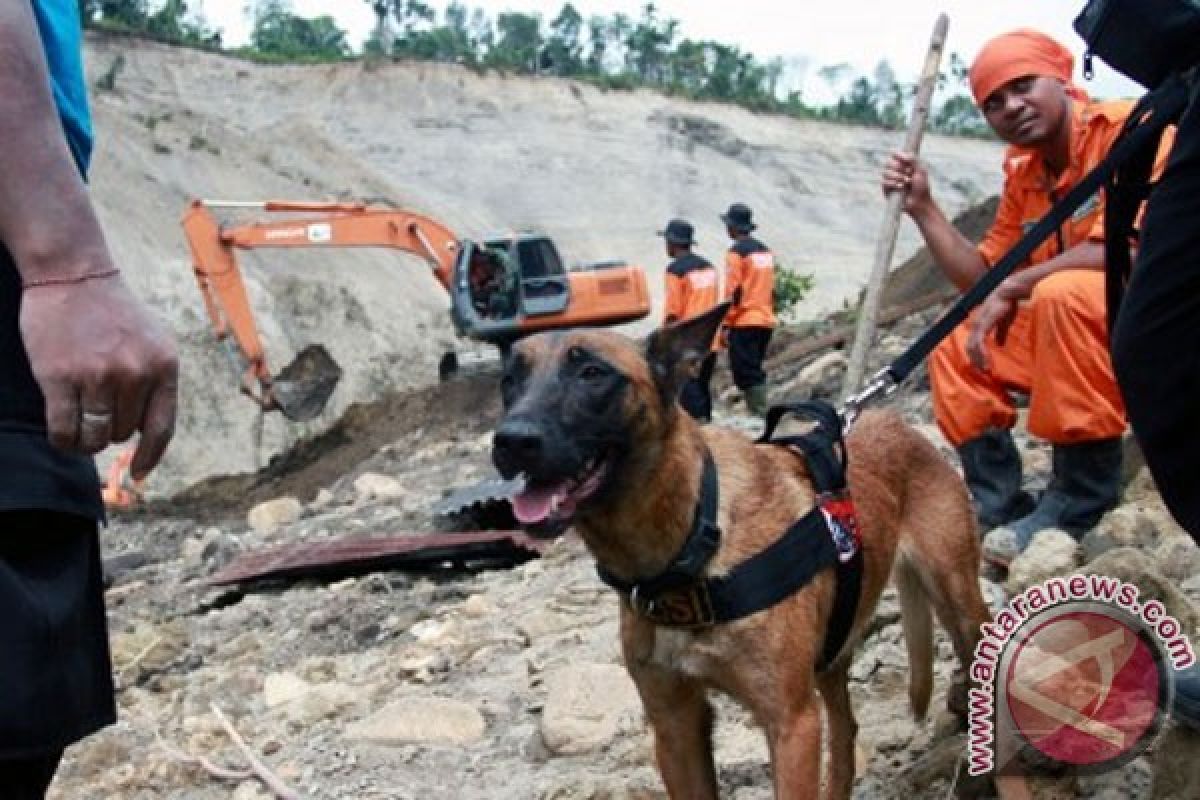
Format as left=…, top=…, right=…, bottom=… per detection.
left=48, top=312, right=1200, bottom=800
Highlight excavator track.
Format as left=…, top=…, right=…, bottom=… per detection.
left=433, top=476, right=523, bottom=531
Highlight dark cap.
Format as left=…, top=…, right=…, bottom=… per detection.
left=657, top=218, right=696, bottom=246
left=720, top=202, right=757, bottom=233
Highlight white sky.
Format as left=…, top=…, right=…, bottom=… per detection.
left=196, top=0, right=1143, bottom=101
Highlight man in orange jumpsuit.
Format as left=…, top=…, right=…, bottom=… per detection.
left=720, top=203, right=776, bottom=417
left=660, top=218, right=720, bottom=421
left=881, top=30, right=1145, bottom=565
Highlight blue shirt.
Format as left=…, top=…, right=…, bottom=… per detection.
left=31, top=0, right=93, bottom=176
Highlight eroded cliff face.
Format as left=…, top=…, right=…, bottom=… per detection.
left=82, top=33, right=1001, bottom=490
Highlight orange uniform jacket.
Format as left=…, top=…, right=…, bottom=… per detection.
left=930, top=98, right=1175, bottom=448
left=978, top=99, right=1171, bottom=268
left=723, top=237, right=777, bottom=329
left=664, top=252, right=720, bottom=340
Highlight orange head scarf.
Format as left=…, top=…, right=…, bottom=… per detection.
left=969, top=29, right=1088, bottom=107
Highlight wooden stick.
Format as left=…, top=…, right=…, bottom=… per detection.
left=154, top=731, right=255, bottom=783
left=211, top=703, right=301, bottom=800
left=843, top=13, right=950, bottom=398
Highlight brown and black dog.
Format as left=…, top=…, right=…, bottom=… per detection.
left=491, top=304, right=999, bottom=799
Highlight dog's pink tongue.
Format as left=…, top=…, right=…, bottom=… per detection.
left=512, top=483, right=567, bottom=525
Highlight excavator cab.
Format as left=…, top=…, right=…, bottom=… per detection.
left=506, top=236, right=570, bottom=316
left=449, top=235, right=572, bottom=343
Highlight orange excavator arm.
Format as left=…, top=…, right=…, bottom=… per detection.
left=180, top=199, right=461, bottom=413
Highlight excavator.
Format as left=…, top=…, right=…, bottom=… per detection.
left=180, top=199, right=652, bottom=422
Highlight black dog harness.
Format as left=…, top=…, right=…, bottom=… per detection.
left=597, top=401, right=864, bottom=672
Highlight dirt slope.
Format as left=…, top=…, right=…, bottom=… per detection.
left=81, top=33, right=1002, bottom=491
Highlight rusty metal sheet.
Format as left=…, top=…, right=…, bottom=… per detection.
left=206, top=530, right=547, bottom=586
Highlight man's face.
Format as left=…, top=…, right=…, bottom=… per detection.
left=980, top=75, right=1069, bottom=148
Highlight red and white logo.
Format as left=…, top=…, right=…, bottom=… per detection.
left=999, top=604, right=1170, bottom=771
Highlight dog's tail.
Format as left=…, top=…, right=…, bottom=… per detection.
left=893, top=549, right=934, bottom=721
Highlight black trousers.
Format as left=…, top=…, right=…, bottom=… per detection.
left=0, top=750, right=63, bottom=799
left=0, top=512, right=115, bottom=756
left=727, top=327, right=772, bottom=390
left=1112, top=81, right=1200, bottom=542
left=679, top=352, right=716, bottom=422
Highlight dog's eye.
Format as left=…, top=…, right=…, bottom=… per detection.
left=567, top=346, right=587, bottom=363
left=580, top=363, right=607, bottom=380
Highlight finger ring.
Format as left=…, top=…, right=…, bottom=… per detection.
left=82, top=410, right=113, bottom=425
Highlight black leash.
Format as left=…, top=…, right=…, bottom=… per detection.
left=843, top=75, right=1192, bottom=423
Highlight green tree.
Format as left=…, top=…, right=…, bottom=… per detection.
left=363, top=1, right=394, bottom=56
left=542, top=3, right=583, bottom=76
left=488, top=11, right=542, bottom=73
left=251, top=0, right=348, bottom=60
left=773, top=267, right=814, bottom=315
left=667, top=38, right=708, bottom=96
left=98, top=0, right=147, bottom=26
left=584, top=14, right=609, bottom=73
left=931, top=53, right=988, bottom=136
left=872, top=60, right=909, bottom=129
left=625, top=3, right=677, bottom=86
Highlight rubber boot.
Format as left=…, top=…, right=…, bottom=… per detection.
left=956, top=428, right=1036, bottom=531
left=984, top=437, right=1122, bottom=566
left=744, top=384, right=768, bottom=418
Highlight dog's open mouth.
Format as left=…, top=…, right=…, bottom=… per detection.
left=510, top=458, right=609, bottom=537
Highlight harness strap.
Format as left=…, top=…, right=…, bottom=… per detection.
left=597, top=451, right=719, bottom=595
left=759, top=400, right=848, bottom=492
left=708, top=509, right=861, bottom=671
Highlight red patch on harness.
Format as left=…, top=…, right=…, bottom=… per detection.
left=818, top=491, right=861, bottom=563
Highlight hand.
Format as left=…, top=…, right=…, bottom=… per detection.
left=20, top=270, right=179, bottom=480
left=966, top=276, right=1032, bottom=372
left=881, top=151, right=932, bottom=215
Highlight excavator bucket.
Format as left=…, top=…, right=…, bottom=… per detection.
left=270, top=344, right=343, bottom=422
left=433, top=475, right=523, bottom=530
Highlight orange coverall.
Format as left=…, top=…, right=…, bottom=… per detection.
left=931, top=99, right=1147, bottom=447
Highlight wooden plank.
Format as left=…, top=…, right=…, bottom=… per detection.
left=207, top=530, right=547, bottom=586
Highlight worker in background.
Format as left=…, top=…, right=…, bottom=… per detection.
left=659, top=218, right=720, bottom=422
left=880, top=29, right=1169, bottom=566
left=468, top=247, right=499, bottom=316
left=720, top=202, right=776, bottom=417
left=468, top=246, right=517, bottom=319
left=0, top=1, right=178, bottom=796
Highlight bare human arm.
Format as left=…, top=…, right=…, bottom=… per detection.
left=966, top=241, right=1105, bottom=371
left=882, top=151, right=989, bottom=290
left=0, top=4, right=177, bottom=479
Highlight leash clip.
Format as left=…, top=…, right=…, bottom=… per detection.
left=841, top=368, right=898, bottom=428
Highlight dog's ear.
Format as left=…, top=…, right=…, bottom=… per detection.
left=644, top=302, right=730, bottom=407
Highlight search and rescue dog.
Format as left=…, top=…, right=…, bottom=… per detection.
left=490, top=303, right=995, bottom=799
